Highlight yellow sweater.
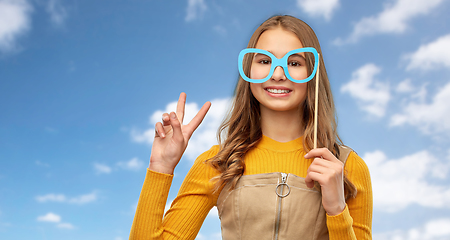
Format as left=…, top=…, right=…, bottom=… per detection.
left=130, top=135, right=373, bottom=239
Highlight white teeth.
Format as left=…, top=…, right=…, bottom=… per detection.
left=266, top=88, right=290, bottom=94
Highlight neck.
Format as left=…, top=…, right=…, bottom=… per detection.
left=260, top=105, right=304, bottom=142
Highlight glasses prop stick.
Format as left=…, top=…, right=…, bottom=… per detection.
left=312, top=54, right=322, bottom=193
left=313, top=54, right=320, bottom=149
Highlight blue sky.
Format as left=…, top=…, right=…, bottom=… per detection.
left=1, top=0, right=450, bottom=239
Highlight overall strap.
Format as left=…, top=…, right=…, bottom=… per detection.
left=338, top=145, right=353, bottom=164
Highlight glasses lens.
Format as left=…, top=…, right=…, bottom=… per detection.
left=287, top=51, right=315, bottom=82
left=241, top=52, right=272, bottom=81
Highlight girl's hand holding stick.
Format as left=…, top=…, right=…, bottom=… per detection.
left=305, top=53, right=345, bottom=216
left=304, top=148, right=346, bottom=216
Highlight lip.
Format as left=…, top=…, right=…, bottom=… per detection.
left=264, top=86, right=292, bottom=91
left=264, top=85, right=293, bottom=97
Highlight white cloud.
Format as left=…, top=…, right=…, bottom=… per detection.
left=184, top=98, right=230, bottom=160
left=37, top=212, right=75, bottom=230
left=117, top=157, right=145, bottom=171
left=36, top=193, right=66, bottom=203
left=296, top=0, right=339, bottom=21
left=335, top=0, right=444, bottom=44
left=405, top=34, right=450, bottom=71
left=36, top=192, right=97, bottom=204
left=45, top=0, right=67, bottom=27
left=37, top=212, right=61, bottom=223
left=185, top=0, right=207, bottom=22
left=0, top=0, right=32, bottom=53
left=207, top=206, right=218, bottom=218
left=130, top=128, right=154, bottom=145
left=94, top=163, right=112, bottom=174
left=131, top=97, right=231, bottom=161
left=390, top=81, right=450, bottom=134
left=95, top=159, right=146, bottom=174
left=213, top=25, right=226, bottom=36
left=395, top=79, right=414, bottom=93
left=164, top=200, right=173, bottom=215
left=341, top=63, right=390, bottom=117
left=364, top=150, right=450, bottom=212
left=57, top=222, right=75, bottom=229
left=196, top=232, right=222, bottom=240
left=68, top=192, right=97, bottom=204
left=35, top=160, right=50, bottom=167
left=374, top=218, right=450, bottom=240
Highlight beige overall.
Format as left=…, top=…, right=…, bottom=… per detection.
left=216, top=147, right=352, bottom=240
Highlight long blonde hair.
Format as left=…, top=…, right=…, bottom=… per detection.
left=209, top=15, right=357, bottom=200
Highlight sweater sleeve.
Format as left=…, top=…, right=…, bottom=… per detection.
left=129, top=146, right=220, bottom=240
left=326, top=151, right=373, bottom=240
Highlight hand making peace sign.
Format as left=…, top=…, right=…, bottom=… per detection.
left=149, top=92, right=211, bottom=175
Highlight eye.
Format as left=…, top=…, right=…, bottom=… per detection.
left=288, top=61, right=302, bottom=67
left=253, top=53, right=272, bottom=65
left=288, top=54, right=306, bottom=67
left=259, top=59, right=271, bottom=65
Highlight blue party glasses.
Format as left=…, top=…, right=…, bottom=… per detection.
left=238, top=47, right=319, bottom=83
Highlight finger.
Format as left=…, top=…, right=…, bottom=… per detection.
left=304, top=173, right=315, bottom=188
left=311, top=157, right=335, bottom=168
left=169, top=112, right=183, bottom=142
left=155, top=122, right=166, bottom=138
left=310, top=159, right=343, bottom=177
left=305, top=148, right=336, bottom=162
left=185, top=101, right=211, bottom=137
left=162, top=113, right=171, bottom=126
left=305, top=172, right=322, bottom=188
left=176, top=92, right=187, bottom=124
left=307, top=164, right=329, bottom=176
left=304, top=148, right=329, bottom=158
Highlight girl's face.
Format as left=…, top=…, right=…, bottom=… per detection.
left=250, top=27, right=308, bottom=113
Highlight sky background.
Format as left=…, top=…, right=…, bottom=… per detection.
left=1, top=0, right=450, bottom=239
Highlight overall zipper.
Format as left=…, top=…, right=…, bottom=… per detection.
left=274, top=173, right=290, bottom=240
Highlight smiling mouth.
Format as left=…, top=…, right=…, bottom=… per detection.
left=265, top=88, right=292, bottom=94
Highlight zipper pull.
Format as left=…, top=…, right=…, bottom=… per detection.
left=276, top=173, right=291, bottom=198
left=281, top=172, right=287, bottom=183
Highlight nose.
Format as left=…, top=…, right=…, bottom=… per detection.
left=271, top=66, right=286, bottom=81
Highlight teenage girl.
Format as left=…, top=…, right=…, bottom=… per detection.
left=130, top=15, right=372, bottom=240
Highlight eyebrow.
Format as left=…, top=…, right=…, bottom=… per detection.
left=289, top=53, right=306, bottom=60
left=253, top=51, right=307, bottom=60
left=254, top=53, right=270, bottom=58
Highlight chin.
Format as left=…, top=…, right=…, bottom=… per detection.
left=263, top=104, right=301, bottom=113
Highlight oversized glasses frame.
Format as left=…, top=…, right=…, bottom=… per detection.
left=238, top=47, right=320, bottom=83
